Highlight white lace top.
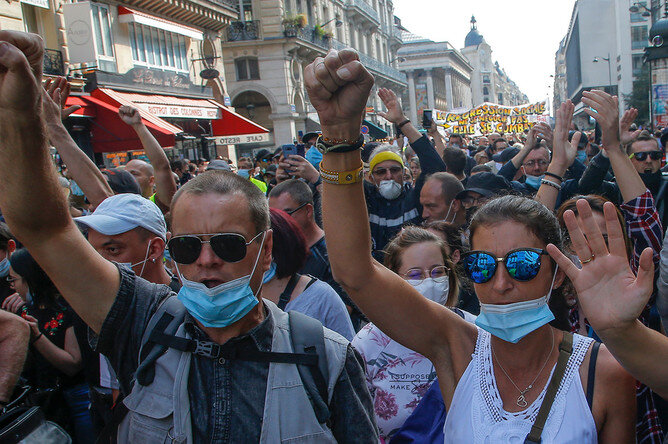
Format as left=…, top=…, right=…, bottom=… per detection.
left=443, top=328, right=598, bottom=443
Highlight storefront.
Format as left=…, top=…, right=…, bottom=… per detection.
left=66, top=68, right=268, bottom=167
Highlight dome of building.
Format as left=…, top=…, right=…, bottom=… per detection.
left=464, top=15, right=484, bottom=47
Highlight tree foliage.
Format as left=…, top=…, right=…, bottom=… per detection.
left=624, top=63, right=650, bottom=126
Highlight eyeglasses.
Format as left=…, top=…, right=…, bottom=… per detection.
left=523, top=160, right=549, bottom=168
left=460, top=195, right=484, bottom=209
left=462, top=248, right=549, bottom=284
left=629, top=151, right=662, bottom=161
left=285, top=202, right=308, bottom=216
left=6, top=276, right=19, bottom=283
left=167, top=232, right=264, bottom=264
left=403, top=265, right=449, bottom=283
left=373, top=166, right=403, bottom=176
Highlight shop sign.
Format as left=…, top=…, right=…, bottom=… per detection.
left=63, top=2, right=97, bottom=64
left=215, top=133, right=271, bottom=145
left=139, top=104, right=220, bottom=119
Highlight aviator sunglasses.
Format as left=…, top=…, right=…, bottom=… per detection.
left=462, top=248, right=549, bottom=284
left=629, top=151, right=662, bottom=162
left=167, top=232, right=264, bottom=264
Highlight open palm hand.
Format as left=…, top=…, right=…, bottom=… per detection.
left=547, top=199, right=654, bottom=334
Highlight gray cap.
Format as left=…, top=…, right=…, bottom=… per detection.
left=206, top=159, right=232, bottom=171
left=75, top=193, right=167, bottom=240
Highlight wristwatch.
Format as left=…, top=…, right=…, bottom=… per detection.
left=316, top=134, right=365, bottom=154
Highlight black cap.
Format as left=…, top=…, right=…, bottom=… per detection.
left=206, top=159, right=232, bottom=171
left=101, top=168, right=141, bottom=195
left=255, top=149, right=272, bottom=162
left=456, top=172, right=511, bottom=200
left=492, top=147, right=520, bottom=163
left=302, top=132, right=320, bottom=144
left=273, top=146, right=283, bottom=158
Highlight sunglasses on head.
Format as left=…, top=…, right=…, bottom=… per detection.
left=462, top=248, right=549, bottom=284
left=630, top=151, right=662, bottom=161
left=167, top=232, right=264, bottom=264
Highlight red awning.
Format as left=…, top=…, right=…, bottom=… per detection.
left=210, top=102, right=269, bottom=138
left=80, top=93, right=180, bottom=153
left=65, top=96, right=96, bottom=118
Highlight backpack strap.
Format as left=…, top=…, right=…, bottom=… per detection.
left=289, top=310, right=330, bottom=425
left=278, top=274, right=301, bottom=310
left=524, top=332, right=573, bottom=444
left=586, top=341, right=601, bottom=411
left=135, top=296, right=187, bottom=386
left=303, top=275, right=318, bottom=291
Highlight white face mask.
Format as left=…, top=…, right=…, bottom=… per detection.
left=378, top=180, right=402, bottom=200
left=407, top=276, right=449, bottom=305
left=495, top=162, right=504, bottom=171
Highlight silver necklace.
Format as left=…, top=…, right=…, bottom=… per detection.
left=492, top=329, right=554, bottom=408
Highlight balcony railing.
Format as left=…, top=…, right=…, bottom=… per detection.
left=226, top=20, right=261, bottom=41
left=207, top=0, right=237, bottom=9
left=347, top=0, right=380, bottom=24
left=392, top=26, right=403, bottom=42
left=44, top=49, right=65, bottom=76
left=283, top=24, right=331, bottom=51
left=330, top=40, right=406, bottom=85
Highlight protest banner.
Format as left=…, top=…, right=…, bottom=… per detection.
left=432, top=101, right=548, bottom=136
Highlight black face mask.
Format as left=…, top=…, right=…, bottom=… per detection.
left=639, top=171, right=662, bottom=195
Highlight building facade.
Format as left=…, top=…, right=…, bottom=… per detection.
left=558, top=0, right=643, bottom=127
left=221, top=0, right=407, bottom=156
left=396, top=30, right=473, bottom=125
left=460, top=16, right=528, bottom=107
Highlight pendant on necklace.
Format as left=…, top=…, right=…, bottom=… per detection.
left=517, top=394, right=528, bottom=408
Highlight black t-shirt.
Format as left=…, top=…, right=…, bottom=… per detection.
left=23, top=299, right=85, bottom=389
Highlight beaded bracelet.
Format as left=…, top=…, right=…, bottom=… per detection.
left=540, top=178, right=562, bottom=191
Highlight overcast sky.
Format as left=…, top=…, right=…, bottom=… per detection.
left=393, top=0, right=577, bottom=103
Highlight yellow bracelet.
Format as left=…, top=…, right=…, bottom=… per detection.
left=320, top=164, right=364, bottom=185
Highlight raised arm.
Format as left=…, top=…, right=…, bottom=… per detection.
left=548, top=199, right=667, bottom=398
left=118, top=106, right=177, bottom=209
left=378, top=87, right=422, bottom=144
left=427, top=120, right=446, bottom=158
left=305, top=49, right=475, bottom=363
left=43, top=78, right=113, bottom=207
left=535, top=102, right=579, bottom=210
left=0, top=31, right=119, bottom=333
left=0, top=309, right=29, bottom=405
left=582, top=91, right=646, bottom=202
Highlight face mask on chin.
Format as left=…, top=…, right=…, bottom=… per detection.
left=175, top=231, right=267, bottom=328
left=378, top=180, right=402, bottom=200
left=524, top=173, right=544, bottom=190
left=474, top=265, right=559, bottom=343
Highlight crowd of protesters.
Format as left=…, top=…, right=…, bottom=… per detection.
left=0, top=31, right=668, bottom=443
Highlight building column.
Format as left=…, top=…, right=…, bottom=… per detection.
left=407, top=71, right=418, bottom=125
left=445, top=71, right=454, bottom=110
left=270, top=114, right=297, bottom=145
left=426, top=69, right=435, bottom=110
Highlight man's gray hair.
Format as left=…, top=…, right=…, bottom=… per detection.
left=171, top=171, right=270, bottom=233
left=369, top=144, right=403, bottom=164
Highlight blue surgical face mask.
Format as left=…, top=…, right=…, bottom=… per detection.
left=524, top=173, right=544, bottom=190
left=575, top=150, right=587, bottom=164
left=175, top=231, right=266, bottom=328
left=25, top=290, right=32, bottom=304
left=262, top=261, right=277, bottom=284
left=474, top=265, right=559, bottom=343
left=0, top=257, right=9, bottom=278
left=237, top=169, right=250, bottom=179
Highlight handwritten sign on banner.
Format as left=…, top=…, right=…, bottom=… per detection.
left=433, top=101, right=548, bottom=136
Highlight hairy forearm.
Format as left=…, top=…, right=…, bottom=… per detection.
left=598, top=321, right=668, bottom=399
left=0, top=312, right=30, bottom=402
left=48, top=123, right=113, bottom=207
left=0, top=115, right=71, bottom=239
left=535, top=162, right=567, bottom=210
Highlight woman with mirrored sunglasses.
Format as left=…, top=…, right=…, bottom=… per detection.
left=351, top=226, right=467, bottom=441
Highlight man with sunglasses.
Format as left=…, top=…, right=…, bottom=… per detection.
left=580, top=130, right=668, bottom=231
left=0, top=32, right=376, bottom=443
left=369, top=87, right=446, bottom=260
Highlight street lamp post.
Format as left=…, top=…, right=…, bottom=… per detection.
left=593, top=53, right=613, bottom=94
